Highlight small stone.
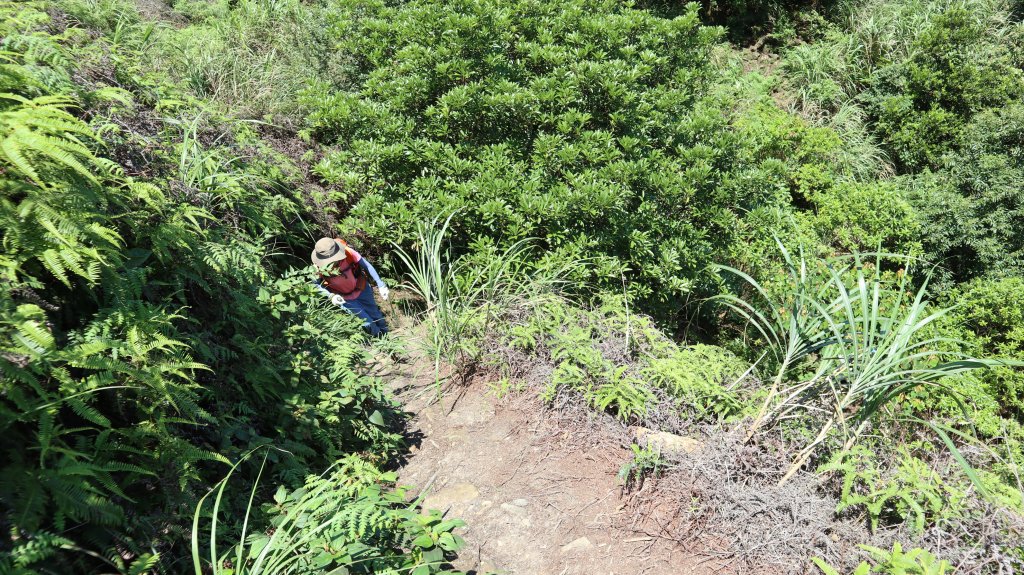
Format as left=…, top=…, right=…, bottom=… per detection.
left=560, top=536, right=594, bottom=554
left=421, top=482, right=479, bottom=514
left=511, top=498, right=528, bottom=507
left=633, top=427, right=703, bottom=456
left=500, top=502, right=527, bottom=516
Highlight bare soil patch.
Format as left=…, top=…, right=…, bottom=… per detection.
left=386, top=358, right=729, bottom=575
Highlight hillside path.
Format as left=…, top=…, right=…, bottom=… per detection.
left=376, top=346, right=723, bottom=575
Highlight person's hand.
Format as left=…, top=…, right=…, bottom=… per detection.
left=330, top=294, right=344, bottom=306
left=378, top=285, right=390, bottom=300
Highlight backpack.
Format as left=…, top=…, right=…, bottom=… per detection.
left=322, top=239, right=365, bottom=296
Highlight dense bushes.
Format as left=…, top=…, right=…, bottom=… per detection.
left=3, top=0, right=1024, bottom=571
left=780, top=0, right=1024, bottom=284
left=482, top=293, right=757, bottom=424
left=866, top=8, right=1021, bottom=170
left=299, top=0, right=897, bottom=327
left=0, top=3, right=436, bottom=572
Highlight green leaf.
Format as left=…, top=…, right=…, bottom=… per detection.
left=811, top=557, right=841, bottom=575
left=412, top=534, right=435, bottom=548
left=368, top=410, right=385, bottom=426
left=437, top=532, right=458, bottom=551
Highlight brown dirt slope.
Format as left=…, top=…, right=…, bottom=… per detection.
left=384, top=352, right=725, bottom=575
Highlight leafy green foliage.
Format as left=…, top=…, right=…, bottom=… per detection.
left=497, top=295, right=662, bottom=421
left=492, top=294, right=760, bottom=423
left=900, top=111, right=1024, bottom=284
left=813, top=542, right=952, bottom=575
left=818, top=446, right=966, bottom=532
left=947, top=278, right=1024, bottom=421
left=6, top=0, right=1024, bottom=571
left=865, top=8, right=1021, bottom=171
left=192, top=454, right=465, bottom=575
left=297, top=0, right=881, bottom=327
left=715, top=246, right=1008, bottom=483
left=643, top=344, right=754, bottom=421
left=799, top=180, right=921, bottom=257
left=0, top=3, right=406, bottom=572
left=618, top=444, right=665, bottom=491
left=779, top=0, right=1024, bottom=284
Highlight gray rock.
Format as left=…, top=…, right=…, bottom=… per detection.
left=633, top=426, right=703, bottom=455
left=500, top=502, right=527, bottom=516
left=560, top=536, right=594, bottom=554
left=421, top=482, right=479, bottom=513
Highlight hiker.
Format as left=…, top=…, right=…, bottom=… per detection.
left=311, top=237, right=390, bottom=336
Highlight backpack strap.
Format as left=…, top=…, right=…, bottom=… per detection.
left=334, top=239, right=363, bottom=279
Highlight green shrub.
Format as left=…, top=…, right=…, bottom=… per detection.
left=901, top=105, right=1024, bottom=284
left=947, top=278, right=1024, bottom=421
left=778, top=0, right=1024, bottom=286
left=192, top=454, right=466, bottom=575
left=819, top=445, right=967, bottom=532
left=813, top=542, right=952, bottom=575
left=802, top=180, right=921, bottom=256
left=296, top=0, right=883, bottom=327
left=644, top=344, right=754, bottom=421
left=491, top=295, right=665, bottom=421
left=861, top=7, right=1022, bottom=171
left=0, top=4, right=404, bottom=571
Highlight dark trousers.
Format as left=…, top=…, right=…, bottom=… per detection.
left=343, top=287, right=388, bottom=336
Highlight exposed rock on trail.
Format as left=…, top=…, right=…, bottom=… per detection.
left=387, top=361, right=725, bottom=575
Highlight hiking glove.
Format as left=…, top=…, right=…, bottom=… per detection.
left=378, top=285, right=390, bottom=300
left=330, top=294, right=344, bottom=306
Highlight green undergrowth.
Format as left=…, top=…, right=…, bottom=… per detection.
left=813, top=542, right=953, bottom=575
left=450, top=250, right=1024, bottom=569
left=296, top=0, right=925, bottom=330
left=480, top=294, right=759, bottom=424
left=3, top=0, right=1024, bottom=572
left=778, top=0, right=1024, bottom=287
left=0, top=2, right=463, bottom=573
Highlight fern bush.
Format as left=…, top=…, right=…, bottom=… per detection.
left=643, top=344, right=756, bottom=422
left=191, top=454, right=465, bottom=575
left=813, top=542, right=953, bottom=575
left=0, top=4, right=408, bottom=572
left=818, top=445, right=969, bottom=532
left=485, top=293, right=760, bottom=424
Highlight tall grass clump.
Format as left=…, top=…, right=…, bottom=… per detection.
left=715, top=246, right=1012, bottom=483
left=153, top=0, right=348, bottom=120
left=392, top=213, right=580, bottom=383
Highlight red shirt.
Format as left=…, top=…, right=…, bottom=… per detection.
left=320, top=247, right=367, bottom=300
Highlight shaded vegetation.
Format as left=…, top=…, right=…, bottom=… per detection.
left=2, top=0, right=1023, bottom=572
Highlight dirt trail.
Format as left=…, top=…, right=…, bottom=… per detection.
left=379, top=345, right=723, bottom=575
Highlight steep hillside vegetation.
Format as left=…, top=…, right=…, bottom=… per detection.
left=1, top=0, right=1022, bottom=573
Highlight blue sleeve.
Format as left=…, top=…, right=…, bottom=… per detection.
left=358, top=257, right=386, bottom=288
